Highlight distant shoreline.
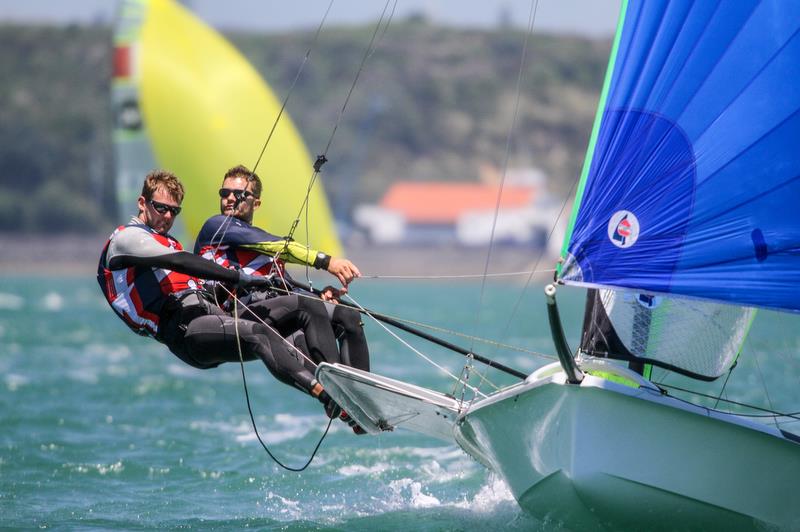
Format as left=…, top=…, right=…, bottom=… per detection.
left=0, top=234, right=107, bottom=277
left=0, top=234, right=556, bottom=280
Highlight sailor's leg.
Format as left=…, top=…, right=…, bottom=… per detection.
left=244, top=294, right=341, bottom=365
left=331, top=304, right=370, bottom=371
left=286, top=330, right=317, bottom=374
left=182, top=314, right=316, bottom=392
left=178, top=314, right=252, bottom=366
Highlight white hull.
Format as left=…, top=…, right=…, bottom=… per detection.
left=454, top=361, right=800, bottom=530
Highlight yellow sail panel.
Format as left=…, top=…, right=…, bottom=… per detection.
left=137, top=0, right=341, bottom=255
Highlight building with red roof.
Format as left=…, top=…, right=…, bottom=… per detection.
left=354, top=175, right=560, bottom=248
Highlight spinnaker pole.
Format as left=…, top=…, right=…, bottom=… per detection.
left=545, top=284, right=583, bottom=383
left=288, top=281, right=528, bottom=381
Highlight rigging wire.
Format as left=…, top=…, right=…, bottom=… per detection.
left=267, top=282, right=556, bottom=361
left=204, top=0, right=340, bottom=299
left=467, top=0, right=540, bottom=356
left=250, top=0, right=336, bottom=176
left=652, top=381, right=800, bottom=422
left=491, top=174, right=581, bottom=350
left=261, top=0, right=399, bottom=297
left=458, top=0, right=541, bottom=404
left=712, top=366, right=735, bottom=411
left=462, top=148, right=583, bottom=398
left=751, top=347, right=780, bottom=429
left=345, top=292, right=490, bottom=397
left=280, top=0, right=398, bottom=258
left=359, top=268, right=557, bottom=280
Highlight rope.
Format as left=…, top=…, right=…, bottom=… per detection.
left=312, top=0, right=397, bottom=175
left=195, top=2, right=345, bottom=470
left=231, top=295, right=333, bottom=471
left=198, top=1, right=402, bottom=469
left=293, top=2, right=400, bottom=285
left=221, top=285, right=317, bottom=367
left=469, top=0, right=539, bottom=352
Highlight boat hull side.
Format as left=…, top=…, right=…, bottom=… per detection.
left=454, top=375, right=800, bottom=530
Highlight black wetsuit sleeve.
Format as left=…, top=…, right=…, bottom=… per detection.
left=110, top=251, right=240, bottom=284
left=107, top=224, right=240, bottom=284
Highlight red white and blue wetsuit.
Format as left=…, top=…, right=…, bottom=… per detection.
left=194, top=215, right=370, bottom=371
left=97, top=218, right=321, bottom=393
left=98, top=219, right=209, bottom=337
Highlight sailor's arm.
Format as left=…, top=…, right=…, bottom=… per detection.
left=242, top=240, right=361, bottom=285
left=107, top=226, right=258, bottom=286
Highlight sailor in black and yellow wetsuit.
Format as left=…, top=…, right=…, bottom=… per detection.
left=194, top=165, right=370, bottom=432
left=194, top=165, right=370, bottom=374
left=98, top=170, right=338, bottom=410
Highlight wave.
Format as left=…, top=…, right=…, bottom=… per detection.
left=0, top=292, right=23, bottom=310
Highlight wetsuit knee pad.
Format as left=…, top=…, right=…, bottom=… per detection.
left=332, top=305, right=364, bottom=331
left=179, top=314, right=233, bottom=368
left=296, top=294, right=332, bottom=316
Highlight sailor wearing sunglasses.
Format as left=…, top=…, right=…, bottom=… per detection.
left=98, top=170, right=340, bottom=412
left=195, top=165, right=371, bottom=432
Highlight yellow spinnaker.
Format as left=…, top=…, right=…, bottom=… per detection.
left=136, top=0, right=341, bottom=255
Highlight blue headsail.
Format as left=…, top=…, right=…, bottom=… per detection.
left=559, top=0, right=800, bottom=313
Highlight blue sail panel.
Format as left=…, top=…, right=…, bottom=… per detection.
left=561, top=0, right=800, bottom=312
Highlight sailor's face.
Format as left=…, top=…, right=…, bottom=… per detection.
left=219, top=176, right=260, bottom=223
left=138, top=188, right=181, bottom=235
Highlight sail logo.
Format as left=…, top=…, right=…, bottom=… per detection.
left=607, top=210, right=639, bottom=248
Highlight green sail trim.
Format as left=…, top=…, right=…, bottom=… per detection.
left=732, top=309, right=759, bottom=369
left=556, top=0, right=629, bottom=278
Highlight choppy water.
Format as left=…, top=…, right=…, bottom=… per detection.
left=1, top=276, right=798, bottom=530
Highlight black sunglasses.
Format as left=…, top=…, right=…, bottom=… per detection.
left=218, top=188, right=254, bottom=201
left=148, top=199, right=181, bottom=216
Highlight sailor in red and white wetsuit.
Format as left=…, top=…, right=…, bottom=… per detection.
left=97, top=170, right=336, bottom=407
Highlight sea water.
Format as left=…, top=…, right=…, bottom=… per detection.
left=1, top=276, right=797, bottom=530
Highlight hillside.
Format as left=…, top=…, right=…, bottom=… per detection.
left=0, top=19, right=612, bottom=233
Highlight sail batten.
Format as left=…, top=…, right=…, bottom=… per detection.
left=559, top=0, right=800, bottom=313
